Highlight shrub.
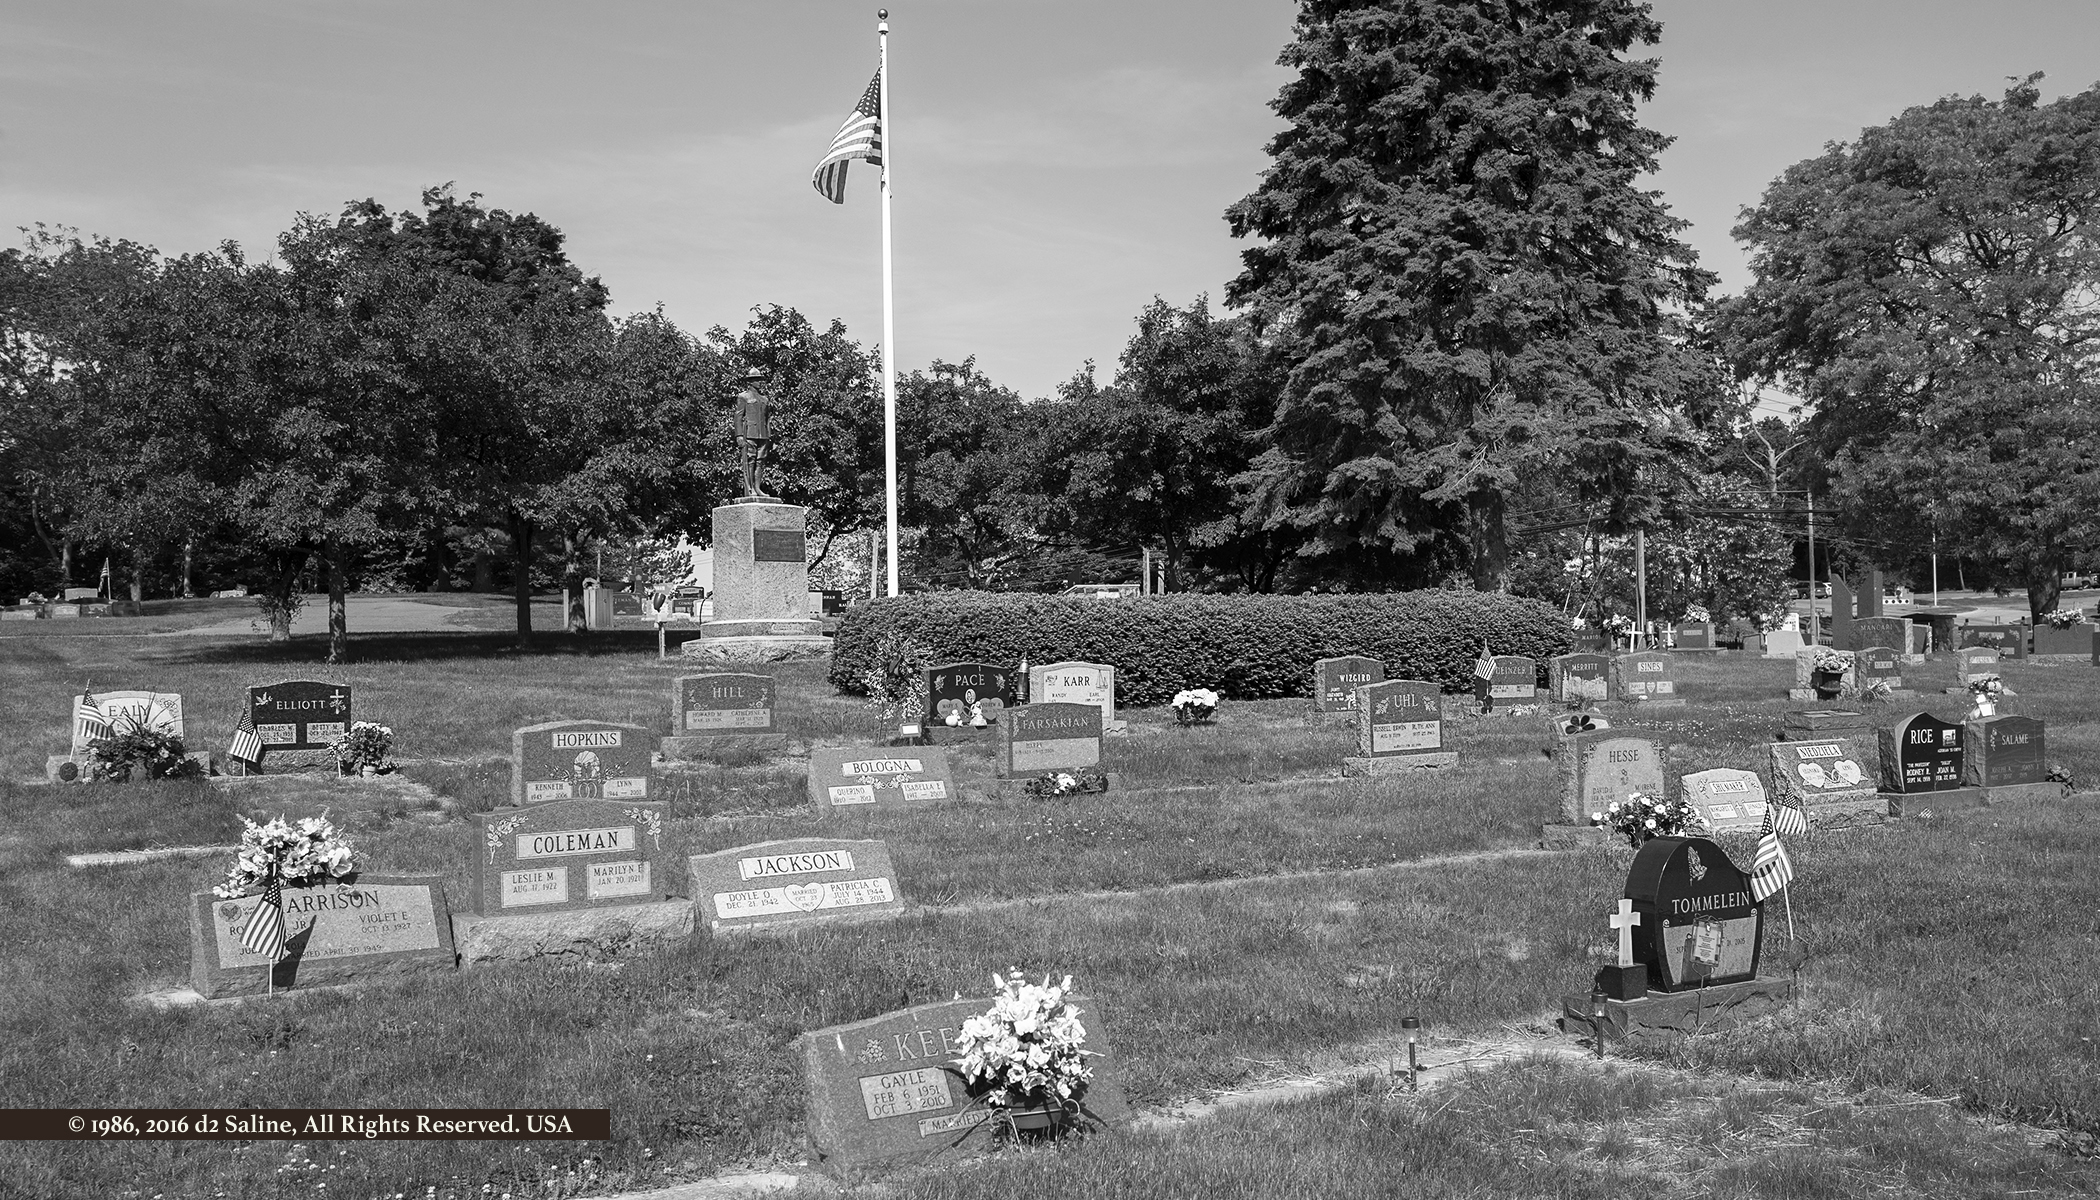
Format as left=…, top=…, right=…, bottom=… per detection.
left=829, top=591, right=1573, bottom=705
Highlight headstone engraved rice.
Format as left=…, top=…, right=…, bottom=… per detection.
left=1679, top=768, right=1769, bottom=834
left=808, top=748, right=959, bottom=810
left=511, top=720, right=654, bottom=806
left=1561, top=732, right=1667, bottom=824
left=1879, top=712, right=1965, bottom=795
left=471, top=800, right=673, bottom=915
left=1768, top=737, right=1878, bottom=827
left=800, top=996, right=1131, bottom=1176
left=1610, top=651, right=1680, bottom=704
left=923, top=663, right=1018, bottom=728
left=1549, top=653, right=1610, bottom=704
left=190, top=875, right=454, bottom=999
left=689, top=838, right=904, bottom=932
left=1855, top=647, right=1903, bottom=689
left=1965, top=715, right=2046, bottom=792
left=1311, top=656, right=1384, bottom=713
left=1027, top=661, right=1121, bottom=731
left=1623, top=836, right=1763, bottom=992
left=1000, top=703, right=1103, bottom=777
left=665, top=673, right=784, bottom=757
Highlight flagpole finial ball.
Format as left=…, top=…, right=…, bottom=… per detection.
left=878, top=8, right=887, bottom=18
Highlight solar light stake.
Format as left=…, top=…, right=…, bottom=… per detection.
left=1402, top=1016, right=1421, bottom=1091
left=1590, top=987, right=1609, bottom=1059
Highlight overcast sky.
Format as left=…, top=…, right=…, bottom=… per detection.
left=4, top=1, right=2098, bottom=409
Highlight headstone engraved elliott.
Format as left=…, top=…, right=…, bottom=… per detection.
left=689, top=838, right=904, bottom=933
left=1559, top=732, right=1667, bottom=825
left=799, top=996, right=1131, bottom=1176
left=923, top=663, right=1018, bottom=730
left=1549, top=653, right=1610, bottom=705
left=808, top=748, right=958, bottom=811
left=232, top=680, right=352, bottom=775
left=1877, top=711, right=1978, bottom=815
left=1027, top=661, right=1123, bottom=734
left=190, top=875, right=454, bottom=999
left=1768, top=737, right=1881, bottom=828
left=1476, top=655, right=1540, bottom=709
left=49, top=689, right=191, bottom=782
left=1609, top=651, right=1683, bottom=706
left=1679, top=768, right=1770, bottom=834
left=511, top=720, right=654, bottom=806
left=664, top=672, right=785, bottom=758
left=1964, top=714, right=2053, bottom=802
left=1311, top=655, right=1383, bottom=714
left=471, top=800, right=674, bottom=914
left=999, top=703, right=1104, bottom=777
left=1343, top=679, right=1455, bottom=775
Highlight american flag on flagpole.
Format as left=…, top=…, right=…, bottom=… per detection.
left=240, top=870, right=287, bottom=961
left=74, top=687, right=111, bottom=746
left=1749, top=810, right=1796, bottom=903
left=1767, top=785, right=1810, bottom=837
left=229, top=705, right=263, bottom=767
left=1472, top=642, right=1497, bottom=681
left=811, top=71, right=882, bottom=204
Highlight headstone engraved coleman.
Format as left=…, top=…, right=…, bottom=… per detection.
left=472, top=799, right=673, bottom=915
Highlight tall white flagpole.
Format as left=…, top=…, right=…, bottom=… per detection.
left=878, top=8, right=900, bottom=597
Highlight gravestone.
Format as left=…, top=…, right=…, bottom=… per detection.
left=1768, top=737, right=1880, bottom=828
left=1679, top=768, right=1770, bottom=833
left=1310, top=656, right=1383, bottom=715
left=2033, top=622, right=2092, bottom=656
left=1549, top=653, right=1610, bottom=705
left=454, top=800, right=689, bottom=964
left=1829, top=574, right=1859, bottom=650
left=1853, top=617, right=1908, bottom=657
left=1027, top=661, right=1123, bottom=734
left=664, top=672, right=785, bottom=758
left=1476, top=655, right=1541, bottom=711
left=998, top=703, right=1104, bottom=778
left=690, top=838, right=905, bottom=933
left=1779, top=709, right=1870, bottom=741
left=1961, top=624, right=2027, bottom=660
left=800, top=995, right=1131, bottom=1177
left=1855, top=646, right=1905, bottom=693
left=808, top=748, right=958, bottom=811
left=1761, top=628, right=1805, bottom=658
left=1878, top=711, right=1978, bottom=815
left=189, top=875, right=455, bottom=999
left=923, top=663, right=1019, bottom=731
left=682, top=500, right=829, bottom=662
left=1955, top=646, right=2001, bottom=682
left=1609, top=651, right=1684, bottom=707
left=49, top=689, right=198, bottom=782
left=1672, top=623, right=1716, bottom=651
left=1965, top=715, right=2054, bottom=802
left=511, top=720, right=654, bottom=806
left=2093, top=627, right=2099, bottom=665
left=1558, top=732, right=1668, bottom=825
left=232, top=680, right=352, bottom=775
left=1343, top=679, right=1454, bottom=775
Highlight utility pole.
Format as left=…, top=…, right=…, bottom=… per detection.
left=1633, top=529, right=1647, bottom=648
left=1806, top=493, right=1821, bottom=646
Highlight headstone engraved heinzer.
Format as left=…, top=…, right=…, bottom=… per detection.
left=190, top=875, right=455, bottom=999
left=1311, top=655, right=1383, bottom=715
left=664, top=673, right=785, bottom=758
left=808, top=748, right=958, bottom=811
left=689, top=838, right=905, bottom=933
left=1965, top=715, right=2055, bottom=802
left=1679, top=768, right=1769, bottom=834
left=1768, top=737, right=1881, bottom=828
left=1476, top=655, right=1540, bottom=710
left=511, top=720, right=654, bottom=806
left=1343, top=679, right=1456, bottom=775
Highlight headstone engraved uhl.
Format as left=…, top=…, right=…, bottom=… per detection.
left=689, top=838, right=904, bottom=933
left=1343, top=679, right=1454, bottom=775
left=808, top=748, right=958, bottom=811
left=511, top=720, right=654, bottom=806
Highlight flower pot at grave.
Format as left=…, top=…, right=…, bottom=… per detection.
left=1809, top=669, right=1845, bottom=699
left=1971, top=698, right=1997, bottom=719
left=1175, top=706, right=1217, bottom=725
left=1003, top=1107, right=1070, bottom=1136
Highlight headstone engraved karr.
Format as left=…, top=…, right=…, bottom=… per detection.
left=1027, top=661, right=1123, bottom=734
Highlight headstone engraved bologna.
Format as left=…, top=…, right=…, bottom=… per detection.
left=808, top=748, right=958, bottom=811
left=190, top=875, right=454, bottom=999
left=689, top=838, right=904, bottom=932
left=472, top=800, right=673, bottom=914
left=511, top=720, right=654, bottom=806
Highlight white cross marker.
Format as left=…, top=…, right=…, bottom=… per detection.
left=1610, top=898, right=1642, bottom=967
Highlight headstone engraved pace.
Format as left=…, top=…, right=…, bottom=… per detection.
left=923, top=663, right=1018, bottom=730
left=511, top=720, right=654, bottom=806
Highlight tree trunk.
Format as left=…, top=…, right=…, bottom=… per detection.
left=562, top=529, right=585, bottom=634
left=510, top=512, right=535, bottom=647
left=267, top=552, right=304, bottom=642
left=1162, top=533, right=1183, bottom=593
left=2027, top=570, right=2062, bottom=623
left=326, top=534, right=349, bottom=663
left=60, top=539, right=73, bottom=589
left=1467, top=491, right=1509, bottom=592
left=129, top=557, right=143, bottom=602
left=181, top=537, right=194, bottom=599
left=473, top=542, right=495, bottom=592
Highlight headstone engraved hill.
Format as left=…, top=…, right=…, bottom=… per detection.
left=511, top=720, right=654, bottom=806
left=808, top=748, right=958, bottom=811
left=1768, top=737, right=1881, bottom=828
left=999, top=703, right=1104, bottom=778
left=664, top=672, right=784, bottom=758
left=232, top=680, right=352, bottom=774
left=1965, top=715, right=2053, bottom=802
left=49, top=689, right=194, bottom=782
left=1878, top=711, right=1978, bottom=815
left=690, top=838, right=904, bottom=933
left=1679, top=768, right=1770, bottom=834
left=924, top=663, right=1018, bottom=731
left=1559, top=732, right=1668, bottom=825
left=1343, top=679, right=1454, bottom=775
left=800, top=996, right=1131, bottom=1177
left=190, top=875, right=454, bottom=999
left=1027, top=661, right=1123, bottom=734
left=1610, top=651, right=1683, bottom=707
left=1549, top=653, right=1610, bottom=705
left=1311, top=656, right=1384, bottom=716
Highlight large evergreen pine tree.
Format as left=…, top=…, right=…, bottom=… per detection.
left=1226, top=0, right=1716, bottom=590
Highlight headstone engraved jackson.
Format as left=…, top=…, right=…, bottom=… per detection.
left=1965, top=714, right=2053, bottom=802
left=808, top=748, right=958, bottom=811
left=511, top=720, right=654, bottom=806
left=924, top=663, right=1018, bottom=730
left=1343, top=679, right=1455, bottom=775
left=1878, top=711, right=1978, bottom=815
left=190, top=875, right=454, bottom=999
left=690, top=838, right=905, bottom=933
left=664, top=672, right=785, bottom=758
left=1768, top=737, right=1880, bottom=828
left=1027, top=661, right=1123, bottom=734
left=1311, top=656, right=1383, bottom=715
left=1679, top=768, right=1770, bottom=834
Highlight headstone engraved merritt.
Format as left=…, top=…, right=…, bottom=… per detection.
left=664, top=672, right=785, bottom=758
left=808, top=748, right=958, bottom=811
left=1768, top=737, right=1880, bottom=828
left=511, top=720, right=654, bottom=806
left=1679, top=768, right=1770, bottom=834
left=1610, top=651, right=1684, bottom=706
left=689, top=838, right=905, bottom=933
left=190, top=875, right=454, bottom=999
left=1343, top=679, right=1454, bottom=775
left=1027, top=661, right=1123, bottom=734
left=1311, top=655, right=1384, bottom=715
left=1964, top=715, right=2053, bottom=802
left=924, top=663, right=1019, bottom=731
left=1549, top=653, right=1610, bottom=705
left=1877, top=711, right=1978, bottom=815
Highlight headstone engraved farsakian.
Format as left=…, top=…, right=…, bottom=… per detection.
left=511, top=720, right=654, bottom=806
left=1767, top=737, right=1881, bottom=829
left=664, top=672, right=785, bottom=758
left=190, top=875, right=454, bottom=999
left=1343, top=679, right=1455, bottom=775
left=999, top=703, right=1103, bottom=777
left=1311, top=655, right=1384, bottom=715
left=808, top=748, right=959, bottom=811
left=689, top=838, right=905, bottom=933
left=1679, top=768, right=1770, bottom=834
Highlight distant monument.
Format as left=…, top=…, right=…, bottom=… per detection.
left=686, top=368, right=829, bottom=664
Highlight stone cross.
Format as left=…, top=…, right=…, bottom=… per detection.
left=1610, top=898, right=1642, bottom=967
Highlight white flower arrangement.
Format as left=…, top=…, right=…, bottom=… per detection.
left=952, top=972, right=1094, bottom=1116
left=1589, top=793, right=1706, bottom=847
left=211, top=814, right=357, bottom=898
left=1170, top=688, right=1219, bottom=724
left=1967, top=675, right=2004, bottom=699
left=1680, top=604, right=1711, bottom=624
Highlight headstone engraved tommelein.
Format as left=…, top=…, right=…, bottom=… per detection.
left=1877, top=711, right=1980, bottom=816
left=799, top=996, right=1132, bottom=1176
left=689, top=838, right=905, bottom=933
left=1964, top=715, right=2055, bottom=803
left=808, top=748, right=959, bottom=811
left=1679, top=768, right=1770, bottom=834
left=454, top=799, right=689, bottom=963
left=924, top=663, right=1019, bottom=732
left=231, top=680, right=353, bottom=775
left=1562, top=836, right=1791, bottom=1041
left=1549, top=653, right=1610, bottom=705
left=511, top=720, right=654, bottom=806
left=1476, top=655, right=1541, bottom=712
left=1310, top=655, right=1384, bottom=717
left=1027, top=661, right=1124, bottom=734
left=1343, top=679, right=1455, bottom=775
left=997, top=702, right=1108, bottom=786
left=1609, top=651, right=1684, bottom=707
left=190, top=875, right=455, bottom=999
left=48, top=689, right=197, bottom=782
left=663, top=672, right=785, bottom=759
left=1767, top=737, right=1881, bottom=828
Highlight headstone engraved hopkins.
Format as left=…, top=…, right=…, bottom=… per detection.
left=1311, top=655, right=1383, bottom=715
left=1549, top=653, right=1610, bottom=705
left=1965, top=715, right=2053, bottom=802
left=923, top=663, right=1019, bottom=730
left=50, top=689, right=191, bottom=782
left=511, top=720, right=654, bottom=806
left=1560, top=733, right=1668, bottom=825
left=799, top=996, right=1131, bottom=1176
left=1877, top=711, right=1978, bottom=815
left=808, top=748, right=958, bottom=810
left=664, top=673, right=785, bottom=758
left=1679, top=768, right=1770, bottom=833
left=689, top=838, right=905, bottom=932
left=999, top=703, right=1103, bottom=777
left=190, top=875, right=454, bottom=999
left=1343, top=679, right=1455, bottom=775
left=1609, top=651, right=1683, bottom=706
left=1768, top=737, right=1881, bottom=828
left=471, top=800, right=673, bottom=914
left=1027, top=661, right=1123, bottom=734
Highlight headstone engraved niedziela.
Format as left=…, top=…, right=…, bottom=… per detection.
left=511, top=720, right=654, bottom=806
left=1343, top=679, right=1454, bottom=774
left=808, top=748, right=958, bottom=811
left=1623, top=836, right=1763, bottom=991
left=1027, top=661, right=1122, bottom=733
left=1768, top=737, right=1880, bottom=828
left=800, top=995, right=1131, bottom=1176
left=1678, top=768, right=1769, bottom=834
left=1559, top=732, right=1667, bottom=825
left=923, top=663, right=1019, bottom=729
left=689, top=838, right=905, bottom=933
left=190, top=875, right=455, bottom=999
left=664, top=672, right=784, bottom=758
left=1311, top=656, right=1384, bottom=714
left=471, top=800, right=674, bottom=915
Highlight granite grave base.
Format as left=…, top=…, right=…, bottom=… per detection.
left=679, top=635, right=832, bottom=664
left=48, top=750, right=212, bottom=783
left=1781, top=710, right=1870, bottom=737
left=1980, top=781, right=2068, bottom=804
left=224, top=749, right=338, bottom=776
left=1561, top=977, right=1793, bottom=1043
left=1805, top=795, right=1887, bottom=830
left=1539, top=823, right=1610, bottom=850
left=1882, top=788, right=1985, bottom=817
left=1342, top=753, right=1457, bottom=776
left=1599, top=698, right=1688, bottom=710
left=661, top=733, right=789, bottom=759
left=451, top=899, right=695, bottom=966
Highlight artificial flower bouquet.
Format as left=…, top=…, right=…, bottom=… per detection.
left=1590, top=792, right=1706, bottom=848
left=1170, top=688, right=1218, bottom=724
left=332, top=721, right=394, bottom=775
left=952, top=972, right=1095, bottom=1134
left=212, top=814, right=357, bottom=898
left=1021, top=769, right=1110, bottom=798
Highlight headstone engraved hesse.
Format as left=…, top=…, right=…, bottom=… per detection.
left=664, top=673, right=785, bottom=758
left=1312, top=656, right=1384, bottom=714
left=1965, top=715, right=2051, bottom=800
left=1768, top=737, right=1880, bottom=827
left=689, top=838, right=904, bottom=932
left=512, top=720, right=654, bottom=806
left=1000, top=703, right=1103, bottom=777
left=190, top=875, right=454, bottom=999
left=800, top=996, right=1131, bottom=1175
left=1027, top=661, right=1122, bottom=733
left=808, top=748, right=958, bottom=810
left=472, top=800, right=673, bottom=915
left=1344, top=679, right=1455, bottom=774
left=924, top=663, right=1018, bottom=728
left=1557, top=732, right=1668, bottom=825
left=1679, top=768, right=1769, bottom=834
left=1550, top=653, right=1610, bottom=704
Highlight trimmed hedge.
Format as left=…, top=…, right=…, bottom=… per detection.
left=829, top=591, right=1574, bottom=706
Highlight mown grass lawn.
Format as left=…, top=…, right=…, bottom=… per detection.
left=0, top=633, right=2095, bottom=1199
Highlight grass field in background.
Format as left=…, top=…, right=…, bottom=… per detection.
left=0, top=634, right=2096, bottom=1198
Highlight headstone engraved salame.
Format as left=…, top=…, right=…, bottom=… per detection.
left=808, top=748, right=958, bottom=811
left=1311, top=655, right=1384, bottom=715
left=1679, top=768, right=1770, bottom=834
left=1027, top=661, right=1123, bottom=734
left=664, top=672, right=784, bottom=758
left=1877, top=711, right=1978, bottom=815
left=1343, top=679, right=1455, bottom=775
left=799, top=996, right=1131, bottom=1176
left=1965, top=715, right=2054, bottom=802
left=1768, top=737, right=1881, bottom=828
left=689, top=838, right=904, bottom=933
left=511, top=720, right=654, bottom=806
left=190, top=875, right=454, bottom=999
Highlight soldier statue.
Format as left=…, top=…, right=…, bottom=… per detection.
left=734, top=367, right=774, bottom=498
